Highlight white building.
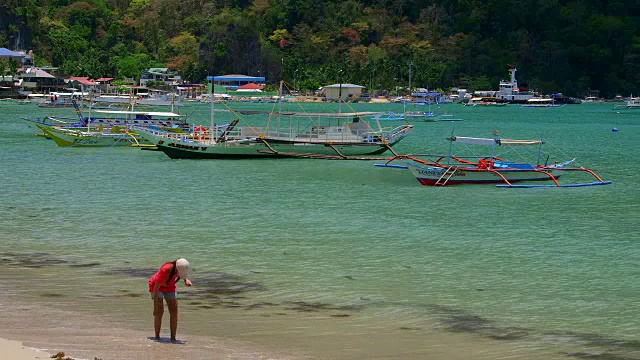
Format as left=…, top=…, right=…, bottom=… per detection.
left=322, top=83, right=365, bottom=101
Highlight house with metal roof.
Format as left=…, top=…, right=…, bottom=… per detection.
left=213, top=74, right=265, bottom=90
left=322, top=83, right=365, bottom=101
left=20, top=67, right=62, bottom=92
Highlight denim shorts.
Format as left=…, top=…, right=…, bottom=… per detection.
left=151, top=291, right=177, bottom=301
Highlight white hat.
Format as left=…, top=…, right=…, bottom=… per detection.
left=176, top=258, right=189, bottom=279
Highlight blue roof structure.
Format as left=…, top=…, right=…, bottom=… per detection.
left=0, top=48, right=24, bottom=58
left=212, top=74, right=265, bottom=90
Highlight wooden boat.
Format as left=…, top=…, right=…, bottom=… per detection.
left=375, top=130, right=611, bottom=188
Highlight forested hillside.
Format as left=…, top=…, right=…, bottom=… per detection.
left=1, top=0, right=639, bottom=97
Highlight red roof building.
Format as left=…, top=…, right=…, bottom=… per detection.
left=236, top=83, right=264, bottom=90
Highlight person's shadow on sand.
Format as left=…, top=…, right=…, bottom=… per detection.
left=147, top=336, right=186, bottom=345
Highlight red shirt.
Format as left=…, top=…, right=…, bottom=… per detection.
left=148, top=263, right=178, bottom=293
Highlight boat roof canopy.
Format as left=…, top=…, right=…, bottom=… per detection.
left=235, top=110, right=381, bottom=117
left=94, top=110, right=183, bottom=117
left=451, top=136, right=542, bottom=146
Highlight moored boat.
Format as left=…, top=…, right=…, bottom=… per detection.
left=375, top=129, right=611, bottom=188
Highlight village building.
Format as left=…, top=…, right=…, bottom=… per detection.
left=140, top=68, right=181, bottom=86
left=19, top=67, right=61, bottom=93
left=67, top=77, right=98, bottom=93
left=322, top=83, right=365, bottom=101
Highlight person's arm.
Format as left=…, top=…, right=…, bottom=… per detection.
left=152, top=283, right=161, bottom=299
left=184, top=279, right=192, bottom=287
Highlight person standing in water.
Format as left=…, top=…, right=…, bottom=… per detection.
left=148, top=258, right=192, bottom=342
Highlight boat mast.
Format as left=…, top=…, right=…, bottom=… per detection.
left=87, top=92, right=92, bottom=132
left=536, top=135, right=543, bottom=165
left=208, top=74, right=216, bottom=144
left=278, top=78, right=283, bottom=137
left=408, top=62, right=412, bottom=102
left=491, top=130, right=498, bottom=160
left=447, top=122, right=455, bottom=166
left=338, top=69, right=342, bottom=115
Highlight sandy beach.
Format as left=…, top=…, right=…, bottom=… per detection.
left=0, top=338, right=52, bottom=360
left=0, top=295, right=300, bottom=360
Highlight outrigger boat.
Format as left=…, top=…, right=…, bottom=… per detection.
left=134, top=81, right=414, bottom=159
left=135, top=110, right=413, bottom=159
left=35, top=123, right=148, bottom=147
left=375, top=129, right=611, bottom=188
left=28, top=101, right=189, bottom=147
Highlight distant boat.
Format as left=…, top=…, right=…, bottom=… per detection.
left=402, top=101, right=438, bottom=119
left=495, top=66, right=534, bottom=103
left=464, top=97, right=507, bottom=107
left=522, top=98, right=562, bottom=108
left=613, top=97, right=640, bottom=110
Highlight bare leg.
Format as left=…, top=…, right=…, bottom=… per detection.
left=167, top=298, right=178, bottom=341
left=153, top=296, right=164, bottom=340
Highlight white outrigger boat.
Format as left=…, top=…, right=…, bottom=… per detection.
left=376, top=129, right=611, bottom=188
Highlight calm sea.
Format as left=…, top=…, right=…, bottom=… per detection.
left=0, top=100, right=638, bottom=360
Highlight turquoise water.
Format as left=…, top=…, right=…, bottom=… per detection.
left=1, top=101, right=638, bottom=359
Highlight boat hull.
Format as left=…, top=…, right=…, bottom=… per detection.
left=154, top=138, right=395, bottom=159
left=37, top=125, right=148, bottom=147
left=408, top=163, right=564, bottom=186
left=137, top=126, right=409, bottom=159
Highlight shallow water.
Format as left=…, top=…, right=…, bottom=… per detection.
left=0, top=101, right=638, bottom=359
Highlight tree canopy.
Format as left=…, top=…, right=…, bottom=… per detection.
left=1, top=0, right=638, bottom=97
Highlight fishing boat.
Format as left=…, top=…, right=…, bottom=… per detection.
left=375, top=130, right=611, bottom=188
